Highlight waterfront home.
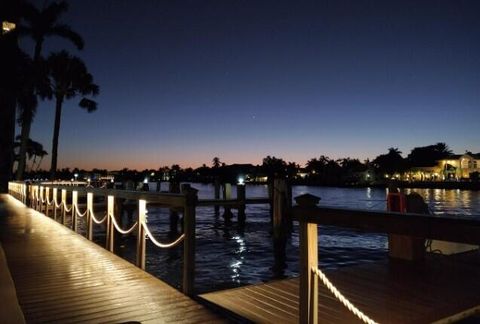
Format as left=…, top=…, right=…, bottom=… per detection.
left=405, top=152, right=480, bottom=181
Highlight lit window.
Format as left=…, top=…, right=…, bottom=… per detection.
left=2, top=21, right=16, bottom=34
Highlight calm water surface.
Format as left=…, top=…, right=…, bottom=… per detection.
left=95, top=184, right=480, bottom=294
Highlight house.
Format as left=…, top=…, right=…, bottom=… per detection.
left=404, top=153, right=480, bottom=181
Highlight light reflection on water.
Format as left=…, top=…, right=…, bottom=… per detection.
left=92, top=184, right=480, bottom=294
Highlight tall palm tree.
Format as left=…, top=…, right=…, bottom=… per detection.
left=20, top=1, right=84, bottom=62
left=16, top=0, right=84, bottom=180
left=47, top=50, right=99, bottom=179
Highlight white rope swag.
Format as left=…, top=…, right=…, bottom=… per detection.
left=311, top=267, right=378, bottom=324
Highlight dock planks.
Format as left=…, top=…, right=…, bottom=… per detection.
left=0, top=195, right=225, bottom=323
left=201, top=252, right=480, bottom=323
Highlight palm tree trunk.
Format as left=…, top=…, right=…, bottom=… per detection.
left=0, top=86, right=16, bottom=193
left=50, top=95, right=63, bottom=179
left=36, top=156, right=44, bottom=171
left=15, top=118, right=32, bottom=180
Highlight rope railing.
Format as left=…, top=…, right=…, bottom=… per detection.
left=110, top=214, right=138, bottom=234
left=311, top=267, right=378, bottom=324
left=46, top=195, right=54, bottom=206
left=63, top=203, right=72, bottom=213
left=75, top=206, right=88, bottom=218
left=90, top=209, right=108, bottom=224
left=143, top=222, right=185, bottom=248
left=54, top=196, right=62, bottom=208
left=8, top=181, right=197, bottom=296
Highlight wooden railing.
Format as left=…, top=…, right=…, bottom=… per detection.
left=8, top=181, right=197, bottom=296
left=293, top=193, right=480, bottom=324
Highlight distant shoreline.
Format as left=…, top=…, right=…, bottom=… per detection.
left=285, top=180, right=480, bottom=191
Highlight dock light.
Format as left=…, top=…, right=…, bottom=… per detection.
left=143, top=177, right=148, bottom=184
left=71, top=178, right=74, bottom=182
left=74, top=173, right=78, bottom=181
left=237, top=177, right=245, bottom=185
left=110, top=178, right=114, bottom=183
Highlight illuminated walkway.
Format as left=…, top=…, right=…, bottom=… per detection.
left=0, top=195, right=224, bottom=323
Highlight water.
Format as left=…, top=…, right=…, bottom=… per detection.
left=91, top=184, right=480, bottom=294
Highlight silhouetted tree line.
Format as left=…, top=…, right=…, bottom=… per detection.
left=22, top=142, right=466, bottom=187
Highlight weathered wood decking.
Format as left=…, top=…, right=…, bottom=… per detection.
left=200, top=253, right=480, bottom=323
left=0, top=195, right=225, bottom=323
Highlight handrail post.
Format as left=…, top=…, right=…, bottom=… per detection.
left=45, top=187, right=50, bottom=217
left=34, top=185, right=38, bottom=210
left=24, top=183, right=30, bottom=205
left=183, top=186, right=198, bottom=296
left=107, top=196, right=114, bottom=251
left=72, top=191, right=78, bottom=232
left=39, top=186, right=44, bottom=211
left=28, top=185, right=35, bottom=208
left=53, top=188, right=57, bottom=220
left=87, top=193, right=93, bottom=240
left=61, top=189, right=67, bottom=224
left=40, top=186, right=43, bottom=210
left=296, top=194, right=321, bottom=324
left=136, top=199, right=147, bottom=270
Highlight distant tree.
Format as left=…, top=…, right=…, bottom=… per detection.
left=212, top=157, right=221, bottom=168
left=373, top=148, right=406, bottom=175
left=306, top=156, right=342, bottom=184
left=46, top=51, right=99, bottom=179
left=261, top=155, right=287, bottom=180
left=286, top=162, right=299, bottom=179
left=407, top=143, right=453, bottom=167
left=16, top=0, right=84, bottom=180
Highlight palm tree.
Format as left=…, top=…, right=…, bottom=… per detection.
left=47, top=51, right=99, bottom=179
left=16, top=0, right=84, bottom=180
left=20, top=1, right=84, bottom=62
left=212, top=157, right=221, bottom=168
left=14, top=136, right=48, bottom=172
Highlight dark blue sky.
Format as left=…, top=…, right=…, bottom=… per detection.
left=27, top=0, right=480, bottom=169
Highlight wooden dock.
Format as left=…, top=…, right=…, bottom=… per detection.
left=200, top=252, right=480, bottom=323
left=0, top=195, right=225, bottom=323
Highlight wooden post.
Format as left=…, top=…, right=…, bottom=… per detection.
left=273, top=178, right=287, bottom=239
left=296, top=193, right=321, bottom=324
left=53, top=188, right=57, bottom=220
left=30, top=185, right=34, bottom=208
left=61, top=189, right=67, bottom=225
left=136, top=200, right=147, bottom=270
left=183, top=186, right=198, bottom=296
left=156, top=180, right=161, bottom=192
left=43, top=186, right=48, bottom=213
left=72, top=191, right=78, bottom=232
left=106, top=196, right=114, bottom=252
left=223, top=183, right=233, bottom=219
left=214, top=177, right=220, bottom=215
left=237, top=183, right=246, bottom=225
left=25, top=183, right=30, bottom=206
left=170, top=181, right=180, bottom=233
left=87, top=193, right=93, bottom=240
left=39, top=186, right=44, bottom=212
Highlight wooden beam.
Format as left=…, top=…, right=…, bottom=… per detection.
left=293, top=206, right=480, bottom=245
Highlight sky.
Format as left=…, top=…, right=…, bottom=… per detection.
left=23, top=0, right=480, bottom=170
